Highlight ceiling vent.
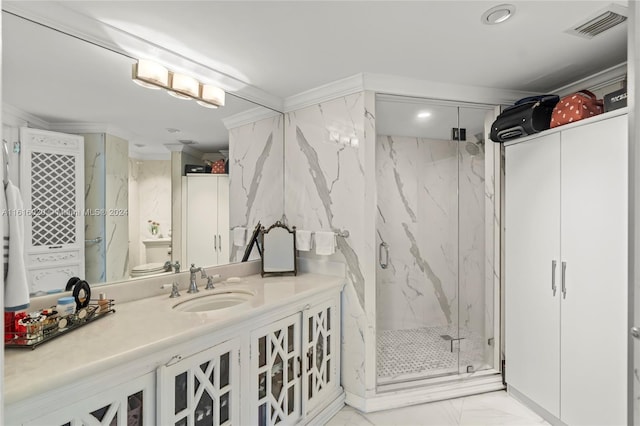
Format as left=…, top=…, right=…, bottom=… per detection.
left=567, top=4, right=627, bottom=39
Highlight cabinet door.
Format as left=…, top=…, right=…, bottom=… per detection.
left=505, top=133, right=561, bottom=417
left=302, top=297, right=339, bottom=415
left=186, top=176, right=218, bottom=266
left=560, top=115, right=627, bottom=425
left=157, top=338, right=240, bottom=426
left=24, top=373, right=154, bottom=426
left=20, top=127, right=85, bottom=294
left=250, top=313, right=302, bottom=425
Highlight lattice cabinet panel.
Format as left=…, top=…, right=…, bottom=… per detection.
left=158, top=338, right=240, bottom=426
left=20, top=127, right=84, bottom=293
left=302, top=298, right=339, bottom=414
left=250, top=313, right=302, bottom=426
left=24, top=373, right=154, bottom=426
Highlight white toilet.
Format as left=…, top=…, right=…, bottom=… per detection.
left=130, top=238, right=172, bottom=278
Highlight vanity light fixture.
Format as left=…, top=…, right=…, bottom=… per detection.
left=132, top=59, right=169, bottom=89
left=481, top=4, right=516, bottom=25
left=198, top=84, right=226, bottom=109
left=168, top=73, right=200, bottom=99
left=417, top=111, right=432, bottom=119
left=132, top=59, right=226, bottom=108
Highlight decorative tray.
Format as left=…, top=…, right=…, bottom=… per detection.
left=5, top=299, right=115, bottom=350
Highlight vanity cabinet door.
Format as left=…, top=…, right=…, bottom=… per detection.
left=302, top=296, right=340, bottom=416
left=157, top=338, right=240, bottom=426
left=250, top=313, right=303, bottom=426
left=23, top=372, right=154, bottom=426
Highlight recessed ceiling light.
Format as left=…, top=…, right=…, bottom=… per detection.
left=417, top=111, right=432, bottom=119
left=482, top=4, right=515, bottom=25
left=179, top=140, right=196, bottom=145
left=166, top=128, right=181, bottom=134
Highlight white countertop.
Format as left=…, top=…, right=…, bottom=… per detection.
left=4, top=273, right=344, bottom=406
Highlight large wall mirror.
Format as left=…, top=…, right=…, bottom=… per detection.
left=2, top=10, right=283, bottom=296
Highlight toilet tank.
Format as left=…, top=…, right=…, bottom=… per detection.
left=142, top=238, right=172, bottom=263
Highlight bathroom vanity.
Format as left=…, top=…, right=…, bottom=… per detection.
left=4, top=273, right=344, bottom=425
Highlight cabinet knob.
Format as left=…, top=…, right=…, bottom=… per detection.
left=631, top=327, right=640, bottom=339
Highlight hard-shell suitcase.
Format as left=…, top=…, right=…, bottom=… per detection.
left=490, top=95, right=559, bottom=142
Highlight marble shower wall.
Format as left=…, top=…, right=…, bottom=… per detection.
left=82, top=133, right=130, bottom=283
left=284, top=93, right=375, bottom=398
left=128, top=159, right=171, bottom=268
left=228, top=114, right=284, bottom=262
left=84, top=134, right=106, bottom=283
left=284, top=93, right=368, bottom=307
left=104, top=134, right=129, bottom=282
left=375, top=134, right=486, bottom=335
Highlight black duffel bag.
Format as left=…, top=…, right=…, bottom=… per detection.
left=490, top=95, right=560, bottom=143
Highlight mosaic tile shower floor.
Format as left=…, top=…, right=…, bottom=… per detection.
left=377, top=325, right=489, bottom=383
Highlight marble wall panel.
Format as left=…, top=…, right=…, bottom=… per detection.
left=138, top=160, right=172, bottom=241
left=228, top=114, right=284, bottom=262
left=105, top=134, right=129, bottom=282
left=83, top=133, right=106, bottom=283
left=284, top=93, right=367, bottom=307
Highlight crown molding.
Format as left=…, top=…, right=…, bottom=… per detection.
left=361, top=73, right=538, bottom=106
left=550, top=62, right=627, bottom=96
left=47, top=122, right=137, bottom=143
left=282, top=74, right=365, bottom=112
left=2, top=103, right=50, bottom=129
left=3, top=1, right=284, bottom=112
left=280, top=72, right=539, bottom=113
left=222, top=106, right=282, bottom=129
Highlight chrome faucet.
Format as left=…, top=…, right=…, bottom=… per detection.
left=188, top=264, right=202, bottom=293
left=164, top=260, right=181, bottom=273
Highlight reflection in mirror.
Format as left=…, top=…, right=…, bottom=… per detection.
left=2, top=10, right=283, bottom=296
left=260, top=222, right=297, bottom=277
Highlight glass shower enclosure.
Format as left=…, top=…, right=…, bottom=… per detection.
left=375, top=94, right=500, bottom=387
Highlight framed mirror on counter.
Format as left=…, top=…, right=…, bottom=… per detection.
left=260, top=222, right=297, bottom=277
left=2, top=8, right=284, bottom=299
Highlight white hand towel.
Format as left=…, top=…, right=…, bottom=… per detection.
left=296, top=230, right=313, bottom=251
left=315, top=231, right=336, bottom=256
left=4, top=181, right=30, bottom=311
left=233, top=227, right=247, bottom=247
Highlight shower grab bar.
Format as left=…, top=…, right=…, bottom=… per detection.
left=379, top=242, right=389, bottom=269
left=561, top=261, right=567, bottom=299
left=85, top=236, right=103, bottom=245
left=551, top=260, right=557, bottom=296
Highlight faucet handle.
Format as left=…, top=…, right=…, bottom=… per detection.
left=161, top=282, right=181, bottom=298
left=205, top=274, right=221, bottom=290
left=200, top=269, right=208, bottom=279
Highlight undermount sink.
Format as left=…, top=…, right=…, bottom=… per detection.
left=172, top=289, right=255, bottom=312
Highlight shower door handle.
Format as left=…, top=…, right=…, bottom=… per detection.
left=379, top=242, right=389, bottom=269
left=561, top=261, right=567, bottom=299
left=551, top=260, right=557, bottom=296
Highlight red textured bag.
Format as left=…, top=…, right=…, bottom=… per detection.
left=550, top=90, right=603, bottom=128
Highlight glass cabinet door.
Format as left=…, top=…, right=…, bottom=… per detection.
left=158, top=338, right=240, bottom=426
left=250, top=313, right=302, bottom=426
left=24, top=373, right=155, bottom=426
left=302, top=297, right=339, bottom=415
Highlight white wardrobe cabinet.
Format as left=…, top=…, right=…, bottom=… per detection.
left=505, top=114, right=627, bottom=425
left=184, top=174, right=229, bottom=267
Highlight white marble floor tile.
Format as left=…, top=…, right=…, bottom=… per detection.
left=326, top=391, right=549, bottom=426
left=459, top=392, right=548, bottom=426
